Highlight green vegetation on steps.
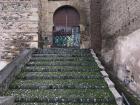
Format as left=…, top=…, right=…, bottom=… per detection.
left=30, top=57, right=95, bottom=61
left=16, top=71, right=103, bottom=80
left=16, top=103, right=117, bottom=105
left=23, top=65, right=100, bottom=72
left=32, top=53, right=92, bottom=57
left=3, top=48, right=117, bottom=105
left=5, top=89, right=114, bottom=101
left=9, top=79, right=108, bottom=89
left=27, top=61, right=97, bottom=66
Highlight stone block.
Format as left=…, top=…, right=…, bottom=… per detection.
left=110, top=88, right=123, bottom=105
left=0, top=96, right=15, bottom=105
left=101, top=70, right=109, bottom=78
left=104, top=77, right=115, bottom=88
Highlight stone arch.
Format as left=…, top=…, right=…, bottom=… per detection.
left=43, top=1, right=91, bottom=48
left=53, top=5, right=80, bottom=27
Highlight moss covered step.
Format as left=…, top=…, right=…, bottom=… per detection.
left=30, top=57, right=95, bottom=61
left=32, top=54, right=92, bottom=57
left=16, top=72, right=103, bottom=79
left=9, top=79, right=108, bottom=89
left=34, top=49, right=90, bottom=54
left=25, top=66, right=100, bottom=71
left=33, top=50, right=90, bottom=54
left=16, top=103, right=117, bottom=105
left=27, top=61, right=97, bottom=66
left=23, top=66, right=100, bottom=72
left=3, top=48, right=118, bottom=105
left=34, top=48, right=89, bottom=52
left=5, top=89, right=116, bottom=103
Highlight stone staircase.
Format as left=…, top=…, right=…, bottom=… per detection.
left=4, top=48, right=118, bottom=105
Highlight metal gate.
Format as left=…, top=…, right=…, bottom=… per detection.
left=53, top=6, right=80, bottom=48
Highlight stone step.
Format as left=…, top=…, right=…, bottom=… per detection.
left=5, top=89, right=116, bottom=103
left=30, top=57, right=94, bottom=61
left=24, top=65, right=100, bottom=70
left=10, top=79, right=108, bottom=89
left=27, top=61, right=97, bottom=66
left=16, top=103, right=117, bottom=105
left=23, top=66, right=100, bottom=72
left=16, top=76, right=103, bottom=80
left=34, top=48, right=90, bottom=54
left=16, top=72, right=103, bottom=80
left=3, top=48, right=119, bottom=105
left=10, top=83, right=107, bottom=90
left=33, top=50, right=90, bottom=54
left=32, top=54, right=92, bottom=57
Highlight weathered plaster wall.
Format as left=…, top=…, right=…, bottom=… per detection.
left=40, top=0, right=91, bottom=48
left=101, top=0, right=140, bottom=95
left=114, top=29, right=140, bottom=95
left=0, top=0, right=39, bottom=65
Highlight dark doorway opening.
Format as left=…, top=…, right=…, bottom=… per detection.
left=53, top=5, right=80, bottom=48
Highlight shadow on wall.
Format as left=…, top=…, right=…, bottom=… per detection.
left=114, top=28, right=140, bottom=95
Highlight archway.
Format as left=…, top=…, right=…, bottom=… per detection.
left=53, top=5, right=80, bottom=47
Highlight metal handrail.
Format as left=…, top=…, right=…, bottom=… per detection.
left=122, top=93, right=130, bottom=105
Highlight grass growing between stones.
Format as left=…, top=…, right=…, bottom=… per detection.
left=4, top=48, right=117, bottom=105
left=16, top=103, right=117, bottom=105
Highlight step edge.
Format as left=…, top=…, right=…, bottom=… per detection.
left=90, top=49, right=123, bottom=105
left=0, top=96, right=15, bottom=105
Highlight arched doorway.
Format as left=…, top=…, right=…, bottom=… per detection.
left=53, top=5, right=80, bottom=48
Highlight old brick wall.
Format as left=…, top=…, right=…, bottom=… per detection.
left=90, top=0, right=101, bottom=54
left=101, top=0, right=140, bottom=95
left=0, top=0, right=39, bottom=63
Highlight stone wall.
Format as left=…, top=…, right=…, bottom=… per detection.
left=0, top=0, right=39, bottom=64
left=40, top=0, right=91, bottom=48
left=101, top=0, right=140, bottom=95
left=90, top=0, right=101, bottom=54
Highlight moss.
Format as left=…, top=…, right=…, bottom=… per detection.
left=6, top=89, right=115, bottom=103
left=9, top=79, right=108, bottom=90
left=4, top=48, right=117, bottom=105
left=16, top=103, right=117, bottom=105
